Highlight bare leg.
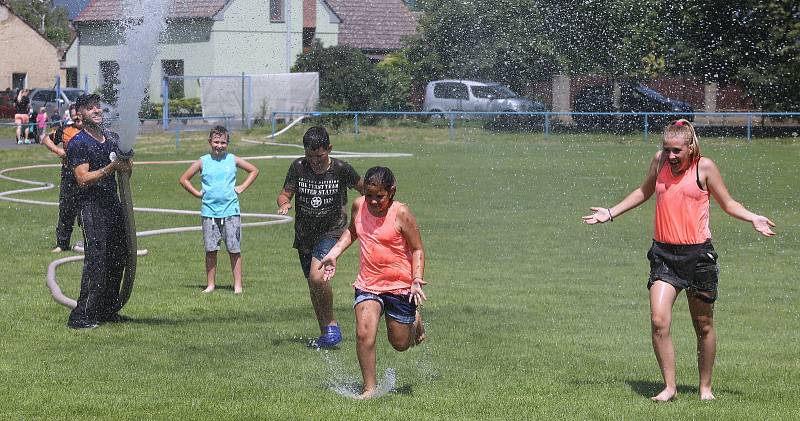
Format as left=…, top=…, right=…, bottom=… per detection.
left=229, top=252, right=242, bottom=294
left=649, top=281, right=680, bottom=401
left=15, top=119, right=22, bottom=142
left=307, top=256, right=337, bottom=332
left=203, top=251, right=217, bottom=293
left=355, top=300, right=382, bottom=399
left=414, top=311, right=426, bottom=345
left=688, top=294, right=716, bottom=400
left=386, top=311, right=425, bottom=351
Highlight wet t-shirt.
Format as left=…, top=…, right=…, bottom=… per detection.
left=67, top=129, right=121, bottom=207
left=283, top=157, right=360, bottom=251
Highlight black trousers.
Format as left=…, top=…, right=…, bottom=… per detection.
left=55, top=172, right=81, bottom=249
left=68, top=200, right=128, bottom=323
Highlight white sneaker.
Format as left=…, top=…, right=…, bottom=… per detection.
left=52, top=246, right=64, bottom=253
left=72, top=242, right=84, bottom=253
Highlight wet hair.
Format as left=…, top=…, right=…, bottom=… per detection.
left=208, top=125, right=229, bottom=142
left=75, top=94, right=102, bottom=111
left=302, top=126, right=330, bottom=150
left=364, top=166, right=396, bottom=192
left=663, top=119, right=700, bottom=160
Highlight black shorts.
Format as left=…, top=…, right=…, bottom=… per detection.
left=647, top=240, right=719, bottom=303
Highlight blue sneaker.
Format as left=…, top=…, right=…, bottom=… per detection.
left=310, top=325, right=342, bottom=348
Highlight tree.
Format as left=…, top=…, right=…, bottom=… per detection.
left=376, top=53, right=415, bottom=111
left=9, top=0, right=71, bottom=47
left=292, top=42, right=382, bottom=111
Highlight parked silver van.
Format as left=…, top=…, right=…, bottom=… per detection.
left=422, top=80, right=545, bottom=116
left=29, top=88, right=118, bottom=121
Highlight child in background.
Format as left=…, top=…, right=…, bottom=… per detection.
left=36, top=107, right=48, bottom=144
left=179, top=126, right=259, bottom=294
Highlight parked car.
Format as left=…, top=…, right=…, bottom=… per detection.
left=573, top=82, right=694, bottom=130
left=423, top=79, right=546, bottom=116
left=28, top=88, right=119, bottom=122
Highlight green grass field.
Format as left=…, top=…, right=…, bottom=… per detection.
left=1, top=125, right=798, bottom=419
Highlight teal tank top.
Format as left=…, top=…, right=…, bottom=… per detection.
left=200, top=153, right=240, bottom=217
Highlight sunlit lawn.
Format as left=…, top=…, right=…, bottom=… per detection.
left=1, top=124, right=798, bottom=419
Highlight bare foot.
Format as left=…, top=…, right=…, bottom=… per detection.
left=234, top=287, right=243, bottom=294
left=700, top=389, right=715, bottom=401
left=650, top=387, right=677, bottom=402
left=355, top=388, right=377, bottom=400
left=413, top=311, right=426, bottom=345
left=202, top=285, right=215, bottom=293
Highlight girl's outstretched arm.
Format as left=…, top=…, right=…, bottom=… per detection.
left=583, top=151, right=661, bottom=224
left=702, top=157, right=776, bottom=236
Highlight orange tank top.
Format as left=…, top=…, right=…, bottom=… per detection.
left=353, top=200, right=413, bottom=294
left=654, top=157, right=711, bottom=245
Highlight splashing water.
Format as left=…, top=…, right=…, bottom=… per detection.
left=319, top=350, right=397, bottom=399
left=113, top=0, right=172, bottom=153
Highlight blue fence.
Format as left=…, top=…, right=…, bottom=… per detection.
left=270, top=110, right=800, bottom=143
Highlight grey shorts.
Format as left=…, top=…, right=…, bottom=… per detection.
left=202, top=216, right=241, bottom=253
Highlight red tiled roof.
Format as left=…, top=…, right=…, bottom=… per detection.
left=325, top=0, right=418, bottom=51
left=75, top=0, right=228, bottom=21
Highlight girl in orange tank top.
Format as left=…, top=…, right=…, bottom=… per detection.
left=320, top=166, right=427, bottom=399
left=583, top=119, right=775, bottom=402
left=654, top=156, right=711, bottom=245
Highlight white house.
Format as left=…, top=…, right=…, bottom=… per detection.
left=67, top=0, right=341, bottom=99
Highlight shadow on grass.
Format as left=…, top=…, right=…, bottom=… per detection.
left=624, top=380, right=743, bottom=398
left=394, top=383, right=413, bottom=396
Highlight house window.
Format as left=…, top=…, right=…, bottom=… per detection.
left=100, top=61, right=119, bottom=86
left=99, top=61, right=120, bottom=103
left=12, top=73, right=26, bottom=90
left=270, top=0, right=284, bottom=22
left=302, top=27, right=315, bottom=53
left=162, top=60, right=184, bottom=99
left=66, top=68, right=78, bottom=88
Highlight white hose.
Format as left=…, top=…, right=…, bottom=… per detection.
left=1, top=143, right=411, bottom=309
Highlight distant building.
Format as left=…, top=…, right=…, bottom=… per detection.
left=0, top=2, right=65, bottom=90
left=324, top=0, right=418, bottom=60
left=68, top=0, right=341, bottom=99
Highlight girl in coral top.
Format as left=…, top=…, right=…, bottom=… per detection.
left=583, top=119, right=775, bottom=402
left=320, top=166, right=427, bottom=399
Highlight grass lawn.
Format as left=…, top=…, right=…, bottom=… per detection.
left=1, top=124, right=798, bottom=419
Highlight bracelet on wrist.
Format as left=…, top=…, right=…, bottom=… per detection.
left=607, top=208, right=614, bottom=222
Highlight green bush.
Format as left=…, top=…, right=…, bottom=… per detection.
left=292, top=42, right=382, bottom=111
left=139, top=98, right=202, bottom=120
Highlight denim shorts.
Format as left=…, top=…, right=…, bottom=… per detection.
left=298, top=237, right=338, bottom=279
left=647, top=240, right=719, bottom=303
left=354, top=289, right=417, bottom=324
left=202, top=216, right=241, bottom=253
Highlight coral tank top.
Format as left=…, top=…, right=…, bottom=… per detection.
left=354, top=200, right=413, bottom=294
left=654, top=157, right=711, bottom=245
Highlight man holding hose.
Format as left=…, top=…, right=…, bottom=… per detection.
left=66, top=94, right=132, bottom=329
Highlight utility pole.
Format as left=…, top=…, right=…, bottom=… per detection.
left=285, top=0, right=291, bottom=72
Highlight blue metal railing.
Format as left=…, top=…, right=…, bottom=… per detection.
left=268, top=110, right=800, bottom=143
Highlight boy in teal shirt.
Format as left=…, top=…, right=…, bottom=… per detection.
left=180, top=126, right=259, bottom=294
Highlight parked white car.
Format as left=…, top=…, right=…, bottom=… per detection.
left=422, top=80, right=545, bottom=116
